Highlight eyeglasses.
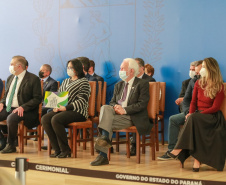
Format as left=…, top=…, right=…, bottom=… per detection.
left=67, top=67, right=73, bottom=70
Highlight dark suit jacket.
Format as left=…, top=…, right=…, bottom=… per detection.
left=179, top=78, right=191, bottom=98
left=0, top=71, right=42, bottom=129
left=109, top=77, right=152, bottom=135
left=182, top=75, right=200, bottom=115
left=43, top=76, right=58, bottom=99
left=142, top=73, right=156, bottom=82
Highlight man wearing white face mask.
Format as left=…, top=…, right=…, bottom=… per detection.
left=90, top=58, right=153, bottom=166
left=0, top=56, right=42, bottom=153
left=175, top=61, right=196, bottom=112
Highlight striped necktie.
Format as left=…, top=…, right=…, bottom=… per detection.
left=118, top=82, right=129, bottom=105
left=6, top=76, right=18, bottom=112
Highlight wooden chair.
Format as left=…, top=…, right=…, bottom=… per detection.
left=0, top=80, right=43, bottom=153
left=101, top=82, right=107, bottom=106
left=48, top=81, right=96, bottom=157
left=57, top=81, right=60, bottom=89
left=67, top=81, right=96, bottom=157
left=92, top=81, right=102, bottom=137
left=108, top=82, right=158, bottom=163
left=158, top=82, right=166, bottom=145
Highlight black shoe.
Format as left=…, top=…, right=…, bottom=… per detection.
left=1, top=144, right=16, bottom=153
left=57, top=151, right=71, bottom=158
left=110, top=147, right=114, bottom=153
left=50, top=151, right=61, bottom=158
left=166, top=151, right=179, bottom=159
left=157, top=152, right=174, bottom=160
left=95, top=135, right=112, bottom=149
left=41, top=146, right=48, bottom=150
left=90, top=155, right=109, bottom=166
left=0, top=137, right=6, bottom=151
left=192, top=168, right=200, bottom=172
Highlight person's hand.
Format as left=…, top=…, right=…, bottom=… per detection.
left=175, top=98, right=183, bottom=105
left=114, top=105, right=126, bottom=115
left=53, top=105, right=66, bottom=112
left=13, top=106, right=24, bottom=117
left=185, top=113, right=191, bottom=121
left=0, top=103, right=4, bottom=112
left=58, top=105, right=66, bottom=112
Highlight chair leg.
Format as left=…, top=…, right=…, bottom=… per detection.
left=73, top=126, right=77, bottom=158
left=126, top=132, right=130, bottom=158
left=90, top=127, right=94, bottom=156
left=142, top=135, right=145, bottom=154
left=48, top=139, right=51, bottom=155
left=136, top=131, right=140, bottom=164
left=107, top=148, right=111, bottom=161
left=83, top=128, right=86, bottom=150
left=161, top=119, right=164, bottom=145
left=20, top=124, right=24, bottom=153
left=37, top=125, right=41, bottom=151
left=116, top=132, right=119, bottom=152
left=155, top=119, right=159, bottom=151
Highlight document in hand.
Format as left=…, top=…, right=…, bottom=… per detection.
left=43, top=91, right=68, bottom=108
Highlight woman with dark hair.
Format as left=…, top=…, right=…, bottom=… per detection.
left=42, top=58, right=91, bottom=158
left=167, top=57, right=226, bottom=172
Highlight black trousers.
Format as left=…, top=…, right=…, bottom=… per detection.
left=41, top=110, right=86, bottom=153
left=0, top=108, right=24, bottom=145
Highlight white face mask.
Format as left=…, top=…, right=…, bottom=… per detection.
left=119, top=70, right=128, bottom=81
left=199, top=68, right=207, bottom=77
left=67, top=69, right=75, bottom=77
left=9, top=65, right=17, bottom=75
left=189, top=70, right=196, bottom=79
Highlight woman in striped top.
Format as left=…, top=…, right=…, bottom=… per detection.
left=42, top=58, right=91, bottom=158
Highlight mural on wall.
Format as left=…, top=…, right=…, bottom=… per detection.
left=33, top=0, right=56, bottom=73
left=141, top=0, right=164, bottom=64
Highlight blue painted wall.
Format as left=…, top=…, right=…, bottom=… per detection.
left=0, top=0, right=226, bottom=141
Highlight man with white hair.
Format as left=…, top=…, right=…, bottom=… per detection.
left=90, top=58, right=153, bottom=166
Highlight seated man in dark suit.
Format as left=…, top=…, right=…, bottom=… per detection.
left=127, top=57, right=156, bottom=156
left=39, top=64, right=58, bottom=116
left=175, top=61, right=196, bottom=112
left=90, top=58, right=153, bottom=166
left=78, top=57, right=98, bottom=95
left=0, top=55, right=42, bottom=153
left=88, top=60, right=104, bottom=87
left=135, top=58, right=156, bottom=82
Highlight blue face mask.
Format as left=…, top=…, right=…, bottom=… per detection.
left=119, top=70, right=128, bottom=81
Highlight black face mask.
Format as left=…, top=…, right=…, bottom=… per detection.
left=39, top=71, right=44, bottom=78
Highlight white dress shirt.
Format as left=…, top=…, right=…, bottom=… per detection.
left=6, top=70, right=26, bottom=108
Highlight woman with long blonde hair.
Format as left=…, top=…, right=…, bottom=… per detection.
left=167, top=57, right=226, bottom=172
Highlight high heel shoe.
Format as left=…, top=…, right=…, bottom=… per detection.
left=57, top=151, right=71, bottom=158
left=166, top=151, right=179, bottom=159
left=50, top=151, right=61, bottom=158
left=192, top=168, right=199, bottom=172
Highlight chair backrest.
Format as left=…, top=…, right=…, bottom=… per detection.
left=101, top=82, right=107, bottom=105
left=0, top=80, right=5, bottom=100
left=39, top=80, right=44, bottom=121
left=147, top=82, right=159, bottom=119
left=88, top=81, right=96, bottom=117
left=96, top=81, right=102, bottom=114
left=57, top=81, right=60, bottom=90
left=155, top=82, right=160, bottom=115
left=220, top=83, right=226, bottom=119
left=159, top=82, right=166, bottom=112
